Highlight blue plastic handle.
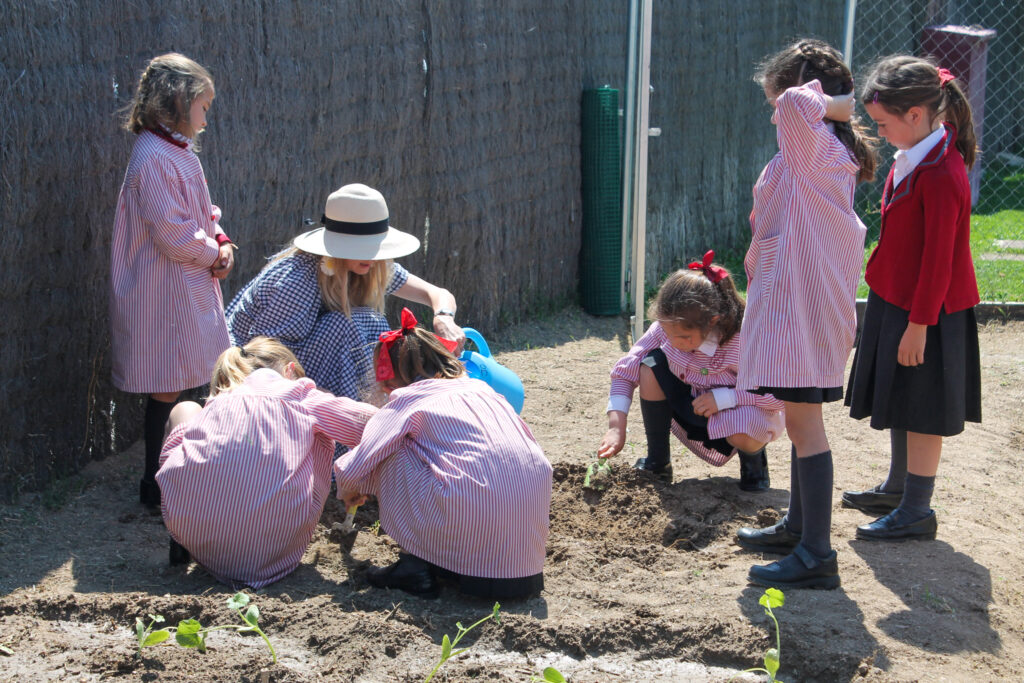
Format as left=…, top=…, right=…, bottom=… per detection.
left=460, top=327, right=491, bottom=358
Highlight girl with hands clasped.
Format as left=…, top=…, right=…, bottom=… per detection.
left=600, top=252, right=785, bottom=490
left=156, top=337, right=376, bottom=588
left=735, top=40, right=878, bottom=590
left=110, top=54, right=236, bottom=508
left=843, top=57, right=981, bottom=542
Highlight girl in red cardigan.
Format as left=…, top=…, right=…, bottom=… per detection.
left=844, top=56, right=981, bottom=541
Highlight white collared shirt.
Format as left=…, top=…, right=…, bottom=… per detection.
left=892, top=126, right=945, bottom=188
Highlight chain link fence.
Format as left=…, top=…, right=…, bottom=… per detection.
left=851, top=0, right=1024, bottom=302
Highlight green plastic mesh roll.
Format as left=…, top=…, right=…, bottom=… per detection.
left=580, top=87, right=622, bottom=315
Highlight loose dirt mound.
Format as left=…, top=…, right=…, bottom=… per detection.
left=1, top=310, right=1022, bottom=682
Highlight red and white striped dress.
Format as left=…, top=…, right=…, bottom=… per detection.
left=157, top=368, right=376, bottom=588
left=333, top=377, right=552, bottom=579
left=739, top=80, right=867, bottom=391
left=609, top=322, right=785, bottom=466
left=110, top=129, right=230, bottom=393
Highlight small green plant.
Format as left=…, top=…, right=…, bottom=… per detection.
left=423, top=602, right=500, bottom=683
left=369, top=519, right=382, bottom=536
left=531, top=666, right=567, bottom=682
left=134, top=592, right=277, bottom=663
left=731, top=588, right=785, bottom=683
left=583, top=456, right=612, bottom=490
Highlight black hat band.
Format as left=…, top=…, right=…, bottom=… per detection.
left=321, top=214, right=389, bottom=236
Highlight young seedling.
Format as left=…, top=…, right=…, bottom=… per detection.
left=731, top=588, right=785, bottom=683
left=423, top=602, right=501, bottom=683
left=583, top=456, right=612, bottom=490
left=530, top=666, right=567, bottom=682
left=133, top=592, right=277, bottom=664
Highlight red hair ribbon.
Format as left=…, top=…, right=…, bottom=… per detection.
left=687, top=250, right=729, bottom=284
left=375, top=307, right=459, bottom=382
left=937, top=68, right=956, bottom=88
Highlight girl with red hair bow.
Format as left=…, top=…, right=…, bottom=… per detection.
left=333, top=309, right=552, bottom=600
left=599, top=251, right=785, bottom=492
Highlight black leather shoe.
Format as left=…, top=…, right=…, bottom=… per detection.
left=633, top=458, right=673, bottom=483
left=748, top=544, right=840, bottom=590
left=841, top=485, right=902, bottom=515
left=366, top=553, right=440, bottom=598
left=139, top=478, right=161, bottom=508
left=856, top=509, right=937, bottom=541
left=738, top=448, right=770, bottom=492
left=169, top=538, right=190, bottom=565
left=735, top=520, right=801, bottom=554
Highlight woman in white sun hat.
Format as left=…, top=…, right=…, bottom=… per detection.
left=226, top=183, right=463, bottom=402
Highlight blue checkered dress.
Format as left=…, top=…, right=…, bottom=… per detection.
left=226, top=251, right=409, bottom=400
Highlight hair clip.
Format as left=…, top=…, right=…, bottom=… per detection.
left=238, top=346, right=250, bottom=358
left=937, top=67, right=956, bottom=88
left=872, top=91, right=879, bottom=104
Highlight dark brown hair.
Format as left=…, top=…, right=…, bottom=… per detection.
left=647, top=265, right=744, bottom=345
left=860, top=55, right=977, bottom=169
left=375, top=327, right=464, bottom=389
left=124, top=53, right=213, bottom=141
left=757, top=39, right=879, bottom=182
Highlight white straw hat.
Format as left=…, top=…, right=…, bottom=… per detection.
left=292, top=183, right=420, bottom=260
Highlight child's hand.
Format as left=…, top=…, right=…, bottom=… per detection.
left=598, top=410, right=627, bottom=458
left=897, top=322, right=927, bottom=366
left=692, top=393, right=720, bottom=418
left=211, top=244, right=235, bottom=280
left=824, top=91, right=855, bottom=122
left=341, top=491, right=367, bottom=508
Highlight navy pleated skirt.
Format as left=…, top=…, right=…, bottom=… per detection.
left=846, top=291, right=981, bottom=436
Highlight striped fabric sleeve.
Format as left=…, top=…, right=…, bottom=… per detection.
left=332, top=400, right=418, bottom=494
left=733, top=388, right=785, bottom=411
left=137, top=155, right=220, bottom=266
left=775, top=79, right=832, bottom=176
left=297, top=381, right=377, bottom=446
left=607, top=323, right=666, bottom=413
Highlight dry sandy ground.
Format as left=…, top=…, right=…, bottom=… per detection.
left=1, top=309, right=1022, bottom=682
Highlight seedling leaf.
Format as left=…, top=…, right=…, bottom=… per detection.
left=244, top=604, right=260, bottom=626
left=227, top=592, right=250, bottom=610
left=176, top=618, right=202, bottom=635
left=176, top=631, right=202, bottom=648
left=765, top=648, right=780, bottom=677
left=543, top=666, right=567, bottom=682
left=142, top=629, right=171, bottom=647
left=148, top=614, right=165, bottom=623
left=760, top=588, right=785, bottom=609
left=135, top=618, right=145, bottom=642
left=441, top=634, right=452, bottom=660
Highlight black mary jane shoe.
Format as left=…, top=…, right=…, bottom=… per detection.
left=633, top=458, right=673, bottom=484
left=841, top=485, right=903, bottom=515
left=139, top=478, right=161, bottom=509
left=366, top=553, right=440, bottom=599
left=169, top=538, right=191, bottom=566
left=735, top=519, right=801, bottom=554
left=738, top=448, right=770, bottom=492
left=856, top=509, right=937, bottom=541
left=748, top=544, right=840, bottom=590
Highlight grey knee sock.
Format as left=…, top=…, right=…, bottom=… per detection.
left=897, top=472, right=935, bottom=520
left=796, top=450, right=833, bottom=557
left=881, top=429, right=907, bottom=493
left=783, top=445, right=802, bottom=533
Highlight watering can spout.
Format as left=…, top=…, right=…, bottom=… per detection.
left=459, top=328, right=525, bottom=414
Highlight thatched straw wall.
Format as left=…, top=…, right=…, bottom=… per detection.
left=1, top=1, right=841, bottom=495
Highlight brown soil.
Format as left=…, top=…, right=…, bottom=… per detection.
left=1, top=309, right=1022, bottom=682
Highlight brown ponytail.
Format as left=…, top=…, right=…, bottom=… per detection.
left=860, top=55, right=978, bottom=169
left=375, top=327, right=464, bottom=390
left=757, top=39, right=879, bottom=182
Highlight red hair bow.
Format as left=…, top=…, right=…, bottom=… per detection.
left=375, top=307, right=459, bottom=382
left=688, top=250, right=729, bottom=284
left=937, top=68, right=956, bottom=88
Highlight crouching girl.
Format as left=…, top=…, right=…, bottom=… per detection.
left=156, top=337, right=376, bottom=588
left=334, top=309, right=552, bottom=600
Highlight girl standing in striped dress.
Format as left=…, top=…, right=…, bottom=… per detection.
left=110, top=54, right=235, bottom=508
left=843, top=57, right=981, bottom=541
left=334, top=309, right=552, bottom=600
left=735, top=40, right=878, bottom=590
left=157, top=337, right=376, bottom=588
left=598, top=252, right=785, bottom=490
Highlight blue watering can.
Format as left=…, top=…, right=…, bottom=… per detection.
left=460, top=328, right=525, bottom=414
